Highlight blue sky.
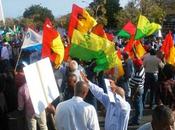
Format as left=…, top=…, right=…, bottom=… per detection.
left=2, top=0, right=129, bottom=18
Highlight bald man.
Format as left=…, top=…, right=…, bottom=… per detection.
left=81, top=73, right=131, bottom=130
left=55, top=81, right=100, bottom=130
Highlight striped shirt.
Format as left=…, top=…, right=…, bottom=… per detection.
left=129, top=67, right=145, bottom=89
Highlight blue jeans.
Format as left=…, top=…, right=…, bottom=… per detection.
left=131, top=89, right=144, bottom=123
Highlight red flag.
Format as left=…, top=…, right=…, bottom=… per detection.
left=42, top=18, right=64, bottom=68
left=161, top=32, right=174, bottom=60
left=117, top=49, right=122, bottom=59
left=68, top=4, right=96, bottom=38
left=124, top=35, right=146, bottom=59
left=124, top=35, right=135, bottom=53
left=106, top=33, right=114, bottom=41
left=123, top=21, right=136, bottom=35
left=91, top=24, right=107, bottom=38
left=117, top=21, right=136, bottom=38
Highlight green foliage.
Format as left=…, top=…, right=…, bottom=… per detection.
left=116, top=0, right=166, bottom=30
left=23, top=4, right=54, bottom=29
left=116, top=1, right=140, bottom=29
left=139, top=0, right=166, bottom=23
left=89, top=0, right=121, bottom=29
left=105, top=0, right=121, bottom=29
left=56, top=14, right=70, bottom=29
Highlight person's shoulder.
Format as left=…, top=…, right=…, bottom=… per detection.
left=81, top=101, right=95, bottom=109
left=57, top=98, right=72, bottom=106
left=115, top=94, right=131, bottom=111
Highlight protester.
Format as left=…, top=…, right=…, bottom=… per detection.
left=63, top=73, right=77, bottom=101
left=81, top=72, right=131, bottom=130
left=129, top=58, right=145, bottom=125
left=55, top=81, right=100, bottom=130
left=137, top=105, right=175, bottom=130
left=17, top=65, right=48, bottom=130
left=0, top=73, right=8, bottom=130
left=118, top=52, right=134, bottom=101
left=158, top=64, right=175, bottom=108
left=143, top=49, right=164, bottom=109
left=60, top=60, right=82, bottom=92
left=0, top=41, right=10, bottom=69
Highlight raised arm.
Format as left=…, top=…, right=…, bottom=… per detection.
left=80, top=72, right=109, bottom=107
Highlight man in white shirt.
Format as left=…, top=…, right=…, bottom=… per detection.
left=55, top=81, right=100, bottom=130
left=143, top=49, right=164, bottom=108
left=0, top=42, right=10, bottom=69
left=1, top=42, right=10, bottom=61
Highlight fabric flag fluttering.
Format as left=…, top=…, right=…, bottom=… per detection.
left=115, top=50, right=124, bottom=79
left=42, top=18, right=64, bottom=68
left=134, top=40, right=146, bottom=59
left=22, top=28, right=42, bottom=49
left=124, top=36, right=146, bottom=59
left=117, top=21, right=136, bottom=38
left=92, top=23, right=114, bottom=41
left=70, top=29, right=118, bottom=72
left=0, top=0, right=5, bottom=24
left=91, top=24, right=107, bottom=39
left=135, top=15, right=161, bottom=40
left=68, top=4, right=97, bottom=38
left=161, top=32, right=175, bottom=65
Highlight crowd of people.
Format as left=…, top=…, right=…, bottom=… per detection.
left=0, top=31, right=175, bottom=130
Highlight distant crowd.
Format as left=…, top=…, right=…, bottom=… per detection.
left=0, top=31, right=175, bottom=130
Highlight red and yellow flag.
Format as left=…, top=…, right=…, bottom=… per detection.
left=42, top=18, right=64, bottom=68
left=124, top=36, right=146, bottom=59
left=161, top=32, right=175, bottom=65
left=68, top=4, right=97, bottom=38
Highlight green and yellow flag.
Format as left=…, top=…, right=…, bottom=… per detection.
left=135, top=15, right=161, bottom=40
left=70, top=29, right=118, bottom=72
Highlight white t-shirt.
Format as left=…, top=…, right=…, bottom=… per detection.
left=1, top=46, right=9, bottom=60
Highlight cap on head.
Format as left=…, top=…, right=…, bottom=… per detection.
left=133, top=58, right=143, bottom=68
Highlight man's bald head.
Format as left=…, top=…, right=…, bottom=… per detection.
left=74, top=81, right=89, bottom=99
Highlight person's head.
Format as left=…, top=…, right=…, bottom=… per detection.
left=74, top=81, right=89, bottom=99
left=67, top=73, right=77, bottom=90
left=162, top=64, right=175, bottom=80
left=122, top=52, right=129, bottom=61
left=133, top=58, right=143, bottom=70
left=16, top=63, right=25, bottom=73
left=109, top=80, right=125, bottom=98
left=152, top=105, right=175, bottom=130
left=2, top=41, right=8, bottom=46
left=150, top=48, right=156, bottom=55
left=69, top=60, right=78, bottom=71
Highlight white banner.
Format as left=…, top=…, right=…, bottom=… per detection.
left=24, top=58, right=59, bottom=115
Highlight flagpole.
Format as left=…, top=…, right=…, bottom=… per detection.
left=14, top=48, right=22, bottom=72
left=0, top=0, right=5, bottom=25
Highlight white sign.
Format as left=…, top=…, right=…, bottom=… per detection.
left=24, top=58, right=59, bottom=116
left=104, top=79, right=115, bottom=103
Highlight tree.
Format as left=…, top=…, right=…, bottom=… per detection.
left=55, top=14, right=70, bottom=29
left=89, top=0, right=121, bottom=30
left=23, top=4, right=54, bottom=29
left=116, top=1, right=140, bottom=29
left=105, top=0, right=122, bottom=29
left=116, top=0, right=166, bottom=29
left=139, top=0, right=166, bottom=23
